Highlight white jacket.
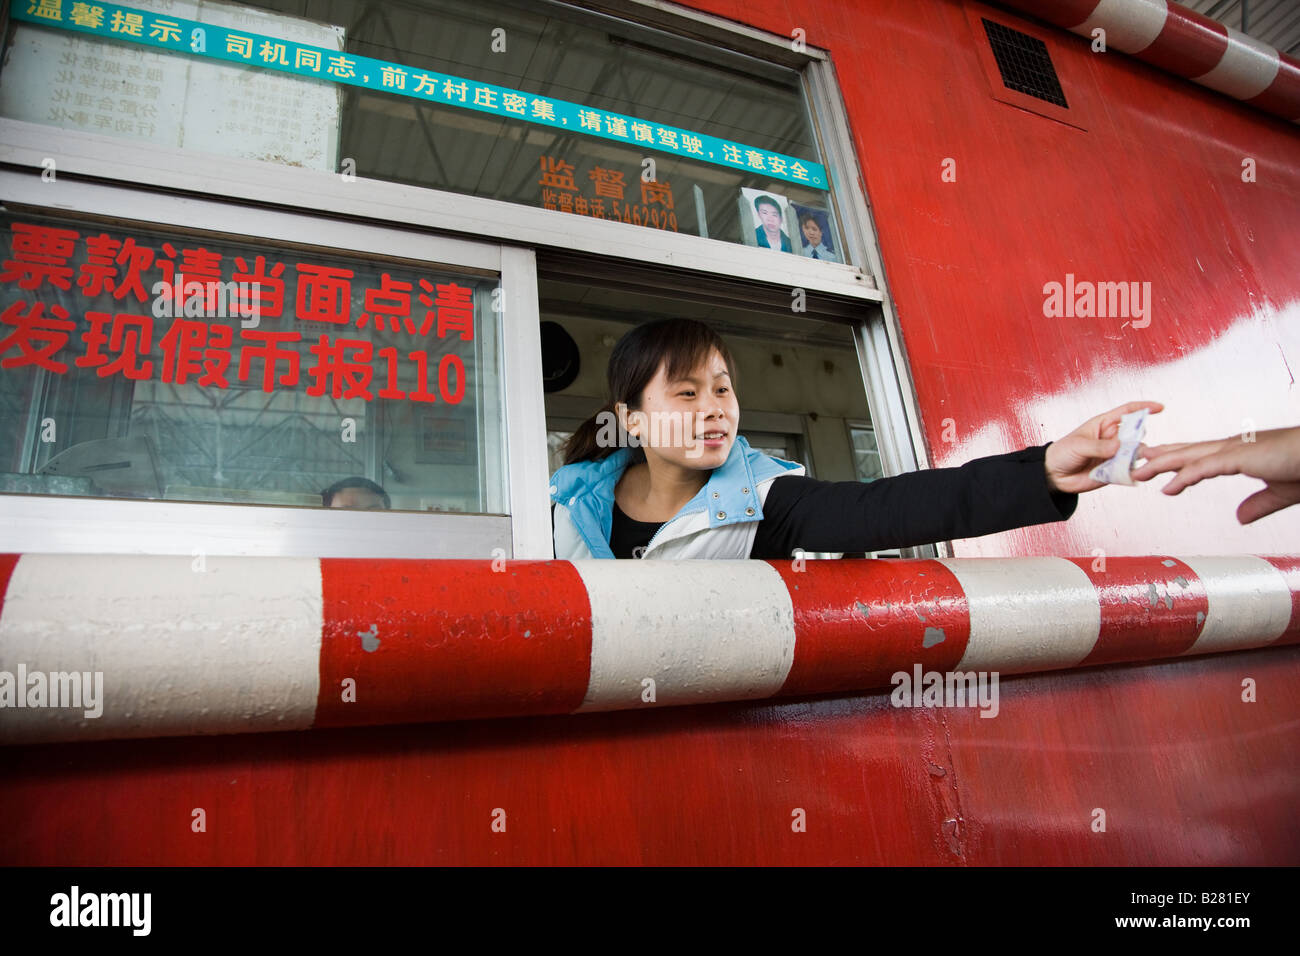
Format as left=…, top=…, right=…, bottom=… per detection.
left=550, top=436, right=805, bottom=559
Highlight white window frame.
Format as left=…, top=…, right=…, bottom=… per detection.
left=0, top=171, right=552, bottom=559
left=0, top=114, right=877, bottom=302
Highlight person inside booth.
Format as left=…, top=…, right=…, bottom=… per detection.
left=322, top=477, right=390, bottom=510
left=549, top=318, right=1163, bottom=560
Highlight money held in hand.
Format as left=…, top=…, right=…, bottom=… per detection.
left=1089, top=408, right=1148, bottom=486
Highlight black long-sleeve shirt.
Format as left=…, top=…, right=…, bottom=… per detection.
left=607, top=443, right=1077, bottom=559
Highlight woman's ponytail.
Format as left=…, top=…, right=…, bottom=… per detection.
left=562, top=400, right=646, bottom=466
left=562, top=401, right=615, bottom=466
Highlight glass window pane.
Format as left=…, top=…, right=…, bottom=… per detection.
left=849, top=425, right=883, bottom=482
left=2, top=0, right=344, bottom=170
left=739, top=431, right=803, bottom=470
left=546, top=429, right=573, bottom=476
left=0, top=211, right=505, bottom=513
left=1, top=0, right=846, bottom=261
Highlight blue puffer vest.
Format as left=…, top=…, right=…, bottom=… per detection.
left=550, top=436, right=805, bottom=559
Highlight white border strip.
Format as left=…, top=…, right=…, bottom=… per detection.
left=0, top=555, right=323, bottom=743
left=1078, top=0, right=1168, bottom=54
left=1179, top=555, right=1291, bottom=655
left=1193, top=27, right=1280, bottom=100
left=572, top=559, right=795, bottom=711
left=943, top=557, right=1101, bottom=672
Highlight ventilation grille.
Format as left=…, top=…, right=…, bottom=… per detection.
left=981, top=18, right=1068, bottom=109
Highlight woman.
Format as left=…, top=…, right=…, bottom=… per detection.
left=550, top=319, right=1162, bottom=559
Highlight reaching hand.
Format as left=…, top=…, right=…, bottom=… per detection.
left=1130, top=425, right=1300, bottom=524
left=1044, top=401, right=1165, bottom=494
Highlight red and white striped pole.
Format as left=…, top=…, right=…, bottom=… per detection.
left=0, top=553, right=1296, bottom=745
left=999, top=0, right=1300, bottom=123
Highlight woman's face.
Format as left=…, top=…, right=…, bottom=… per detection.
left=801, top=218, right=822, bottom=246
left=622, top=348, right=739, bottom=472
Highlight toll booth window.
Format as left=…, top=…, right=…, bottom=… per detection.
left=1, top=0, right=846, bottom=263
left=0, top=213, right=506, bottom=513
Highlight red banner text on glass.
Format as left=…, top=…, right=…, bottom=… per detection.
left=0, top=223, right=473, bottom=403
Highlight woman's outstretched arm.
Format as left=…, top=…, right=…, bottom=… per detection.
left=751, top=401, right=1163, bottom=557
left=751, top=444, right=1069, bottom=556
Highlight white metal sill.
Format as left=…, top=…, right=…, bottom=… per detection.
left=0, top=119, right=882, bottom=304
left=0, top=496, right=513, bottom=559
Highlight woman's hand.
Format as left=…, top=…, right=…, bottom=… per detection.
left=1130, top=425, right=1300, bottom=524
left=1044, top=401, right=1165, bottom=494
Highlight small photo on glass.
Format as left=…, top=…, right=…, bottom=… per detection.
left=792, top=204, right=839, bottom=262
left=740, top=187, right=795, bottom=254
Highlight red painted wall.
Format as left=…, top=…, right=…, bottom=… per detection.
left=5, top=1, right=1298, bottom=867
left=4, top=646, right=1295, bottom=864
left=691, top=0, right=1300, bottom=557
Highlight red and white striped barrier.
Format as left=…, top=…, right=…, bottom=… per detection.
left=1000, top=0, right=1300, bottom=123
left=0, top=553, right=1296, bottom=744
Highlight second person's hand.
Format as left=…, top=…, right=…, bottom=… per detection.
left=1132, top=425, right=1300, bottom=524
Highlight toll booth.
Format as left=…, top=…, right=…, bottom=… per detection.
left=1, top=0, right=1297, bottom=865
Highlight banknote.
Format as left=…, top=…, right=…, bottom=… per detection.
left=1089, top=408, right=1148, bottom=486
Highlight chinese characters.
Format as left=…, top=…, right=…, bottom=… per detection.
left=0, top=222, right=476, bottom=406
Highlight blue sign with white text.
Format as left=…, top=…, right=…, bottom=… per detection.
left=13, top=0, right=830, bottom=189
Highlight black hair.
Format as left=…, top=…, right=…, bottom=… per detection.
left=561, top=319, right=737, bottom=466
left=753, top=194, right=781, bottom=212
left=322, top=476, right=390, bottom=509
